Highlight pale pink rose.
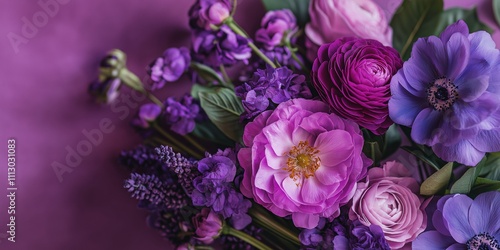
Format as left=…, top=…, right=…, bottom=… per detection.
left=349, top=161, right=430, bottom=249
left=305, top=0, right=392, bottom=61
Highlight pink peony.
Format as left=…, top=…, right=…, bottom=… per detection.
left=349, top=161, right=430, bottom=249
left=238, top=98, right=371, bottom=229
left=311, top=37, right=402, bottom=135
left=305, top=0, right=392, bottom=61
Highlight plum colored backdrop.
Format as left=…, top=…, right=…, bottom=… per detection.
left=0, top=0, right=498, bottom=249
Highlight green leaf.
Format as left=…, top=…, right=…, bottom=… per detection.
left=391, top=0, right=443, bottom=60
left=191, top=83, right=217, bottom=100
left=382, top=124, right=402, bottom=159
left=260, top=0, right=310, bottom=27
left=470, top=177, right=500, bottom=197
left=426, top=8, right=492, bottom=35
left=478, top=153, right=500, bottom=180
left=494, top=0, right=500, bottom=27
left=450, top=157, right=487, bottom=194
left=420, top=162, right=453, bottom=196
left=199, top=88, right=244, bottom=142
left=192, top=120, right=234, bottom=147
left=401, top=146, right=441, bottom=171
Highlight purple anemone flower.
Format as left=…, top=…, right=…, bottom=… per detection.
left=389, top=20, right=500, bottom=166
left=413, top=191, right=500, bottom=250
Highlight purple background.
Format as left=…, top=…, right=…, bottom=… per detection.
left=0, top=0, right=498, bottom=249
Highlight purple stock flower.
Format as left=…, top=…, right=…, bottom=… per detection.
left=389, top=20, right=500, bottom=166
left=413, top=191, right=500, bottom=250
left=189, top=0, right=232, bottom=30
left=192, top=25, right=251, bottom=67
left=333, top=221, right=390, bottom=250
left=132, top=103, right=162, bottom=129
left=164, top=95, right=199, bottom=135
left=191, top=154, right=252, bottom=230
left=255, top=9, right=298, bottom=50
left=149, top=47, right=191, bottom=90
left=88, top=78, right=121, bottom=103
left=235, top=66, right=312, bottom=120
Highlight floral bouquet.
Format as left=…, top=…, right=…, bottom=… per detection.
left=86, top=0, right=500, bottom=249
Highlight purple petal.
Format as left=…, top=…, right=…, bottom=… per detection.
left=292, top=212, right=320, bottom=229
left=440, top=20, right=469, bottom=43
left=411, top=108, right=443, bottom=146
left=432, top=140, right=485, bottom=166
left=468, top=191, right=500, bottom=236
left=413, top=231, right=457, bottom=250
left=468, top=31, right=499, bottom=68
left=454, top=63, right=489, bottom=102
left=451, top=94, right=500, bottom=130
left=446, top=243, right=467, bottom=250
left=469, top=129, right=500, bottom=152
left=332, top=235, right=349, bottom=249
left=407, top=37, right=446, bottom=85
left=389, top=78, right=428, bottom=126
left=442, top=194, right=475, bottom=243
left=446, top=33, right=470, bottom=80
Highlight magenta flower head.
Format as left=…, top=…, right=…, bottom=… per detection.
left=192, top=208, right=223, bottom=244
left=349, top=161, right=430, bottom=249
left=149, top=47, right=191, bottom=90
left=238, top=98, right=371, bottom=229
left=413, top=191, right=500, bottom=250
left=305, top=0, right=392, bottom=61
left=132, top=103, right=162, bottom=129
left=255, top=9, right=298, bottom=50
left=189, top=0, right=232, bottom=30
left=389, top=20, right=500, bottom=166
left=311, top=37, right=403, bottom=135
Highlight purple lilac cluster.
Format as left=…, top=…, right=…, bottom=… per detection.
left=235, top=66, right=312, bottom=120
left=191, top=150, right=252, bottom=230
left=164, top=95, right=200, bottom=135
left=156, top=145, right=200, bottom=195
left=299, top=210, right=390, bottom=249
left=192, top=26, right=252, bottom=67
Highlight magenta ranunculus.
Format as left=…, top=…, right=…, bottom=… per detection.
left=311, top=37, right=402, bottom=135
left=349, top=161, right=430, bottom=249
left=238, top=98, right=371, bottom=229
left=305, top=0, right=392, bottom=61
left=192, top=208, right=223, bottom=244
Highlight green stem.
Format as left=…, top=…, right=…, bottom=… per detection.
left=249, top=208, right=301, bottom=246
left=290, top=48, right=307, bottom=72
left=219, top=65, right=233, bottom=88
left=224, top=18, right=276, bottom=68
left=223, top=226, right=273, bottom=250
left=190, top=62, right=225, bottom=86
left=146, top=91, right=165, bottom=109
left=184, top=133, right=207, bottom=156
left=153, top=123, right=203, bottom=159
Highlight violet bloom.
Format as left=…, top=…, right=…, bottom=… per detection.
left=132, top=103, right=162, bottom=128
left=149, top=47, right=191, bottom=90
left=189, top=0, right=232, bottom=30
left=164, top=95, right=199, bottom=135
left=389, top=20, right=500, bottom=166
left=413, top=191, right=500, bottom=250
left=88, top=78, right=121, bottom=104
left=191, top=155, right=252, bottom=230
left=235, top=66, right=312, bottom=120
left=192, top=25, right=251, bottom=67
left=334, top=220, right=390, bottom=250
left=255, top=9, right=298, bottom=50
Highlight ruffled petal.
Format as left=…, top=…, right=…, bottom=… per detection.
left=440, top=20, right=469, bottom=44
left=291, top=212, right=320, bottom=229
left=469, top=129, right=500, bottom=152
left=451, top=94, right=500, bottom=130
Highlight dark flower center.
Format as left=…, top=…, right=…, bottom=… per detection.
left=426, top=77, right=458, bottom=111
left=467, top=232, right=500, bottom=250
